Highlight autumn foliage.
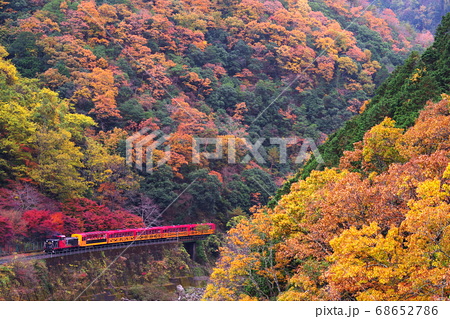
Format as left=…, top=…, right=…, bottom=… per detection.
left=0, top=216, right=13, bottom=246
left=0, top=47, right=146, bottom=247
left=0, top=1, right=433, bottom=225
left=205, top=95, right=450, bottom=301
left=0, top=0, right=445, bottom=296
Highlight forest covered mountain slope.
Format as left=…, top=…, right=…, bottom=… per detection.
left=0, top=0, right=443, bottom=255
left=300, top=12, right=450, bottom=180
left=204, top=12, right=450, bottom=301
left=1, top=0, right=449, bottom=302
left=378, top=0, right=450, bottom=32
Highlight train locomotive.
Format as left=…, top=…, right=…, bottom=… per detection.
left=44, top=223, right=216, bottom=253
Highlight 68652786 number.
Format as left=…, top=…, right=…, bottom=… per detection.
left=375, top=306, right=438, bottom=316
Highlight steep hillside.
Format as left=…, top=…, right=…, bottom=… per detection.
left=301, top=12, right=450, bottom=177
left=0, top=0, right=434, bottom=232
left=204, top=13, right=450, bottom=301
left=0, top=0, right=448, bottom=302
left=267, top=12, right=450, bottom=206
left=0, top=244, right=208, bottom=300
left=379, top=0, right=450, bottom=32
left=0, top=46, right=147, bottom=250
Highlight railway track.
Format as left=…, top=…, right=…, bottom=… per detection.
left=0, top=235, right=209, bottom=265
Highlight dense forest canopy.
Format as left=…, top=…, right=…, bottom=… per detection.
left=297, top=11, right=450, bottom=188
left=378, top=0, right=450, bottom=32
left=204, top=12, right=450, bottom=301
left=0, top=0, right=447, bottom=266
left=1, top=0, right=450, bottom=302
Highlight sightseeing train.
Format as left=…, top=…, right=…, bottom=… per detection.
left=43, top=223, right=216, bottom=253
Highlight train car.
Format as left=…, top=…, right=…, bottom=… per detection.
left=44, top=223, right=216, bottom=253
left=160, top=224, right=190, bottom=239
left=188, top=223, right=215, bottom=236
left=71, top=231, right=108, bottom=247
left=135, top=226, right=163, bottom=241
left=44, top=235, right=79, bottom=253
left=107, top=229, right=136, bottom=244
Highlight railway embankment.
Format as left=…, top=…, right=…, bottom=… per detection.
left=0, top=243, right=211, bottom=300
